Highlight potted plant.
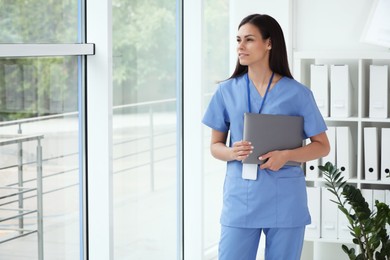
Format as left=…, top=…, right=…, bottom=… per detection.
left=319, top=162, right=390, bottom=260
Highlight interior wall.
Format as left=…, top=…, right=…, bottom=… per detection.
left=294, top=0, right=388, bottom=51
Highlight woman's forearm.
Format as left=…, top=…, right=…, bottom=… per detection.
left=284, top=139, right=330, bottom=163
left=211, top=142, right=234, bottom=161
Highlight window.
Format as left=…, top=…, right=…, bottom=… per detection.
left=112, top=0, right=179, bottom=259
left=0, top=1, right=91, bottom=259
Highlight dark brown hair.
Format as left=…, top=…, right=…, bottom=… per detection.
left=229, top=14, right=293, bottom=79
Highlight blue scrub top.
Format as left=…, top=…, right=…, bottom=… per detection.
left=202, top=73, right=327, bottom=228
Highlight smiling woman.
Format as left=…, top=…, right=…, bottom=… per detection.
left=202, top=13, right=329, bottom=260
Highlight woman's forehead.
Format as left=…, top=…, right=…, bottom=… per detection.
left=237, top=23, right=261, bottom=37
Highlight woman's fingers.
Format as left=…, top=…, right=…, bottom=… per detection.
left=232, top=141, right=253, bottom=160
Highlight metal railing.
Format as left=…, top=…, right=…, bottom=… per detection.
left=0, top=98, right=177, bottom=258
left=0, top=134, right=44, bottom=260
left=0, top=97, right=177, bottom=191
left=112, top=98, right=177, bottom=191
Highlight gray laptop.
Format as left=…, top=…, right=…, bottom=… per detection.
left=242, top=113, right=304, bottom=166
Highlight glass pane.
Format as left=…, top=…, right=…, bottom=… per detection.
left=0, top=1, right=80, bottom=43
left=202, top=0, right=230, bottom=258
left=112, top=0, right=178, bottom=259
left=0, top=57, right=81, bottom=260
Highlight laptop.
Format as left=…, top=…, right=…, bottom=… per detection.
left=242, top=113, right=304, bottom=166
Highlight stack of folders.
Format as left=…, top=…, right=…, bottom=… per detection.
left=369, top=65, right=389, bottom=118
left=310, top=64, right=353, bottom=118
left=306, top=126, right=354, bottom=180
left=364, top=127, right=390, bottom=180
left=305, top=187, right=390, bottom=240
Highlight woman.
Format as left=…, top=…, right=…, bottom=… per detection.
left=202, top=14, right=330, bottom=260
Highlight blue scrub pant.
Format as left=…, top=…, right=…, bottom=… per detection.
left=218, top=225, right=305, bottom=260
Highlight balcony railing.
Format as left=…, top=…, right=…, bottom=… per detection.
left=0, top=98, right=177, bottom=258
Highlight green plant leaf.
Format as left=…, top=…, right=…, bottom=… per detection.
left=342, top=245, right=356, bottom=260
left=319, top=161, right=390, bottom=260
left=353, top=226, right=361, bottom=237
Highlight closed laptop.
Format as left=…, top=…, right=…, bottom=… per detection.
left=242, top=113, right=304, bottom=166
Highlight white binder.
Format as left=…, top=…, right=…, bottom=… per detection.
left=311, top=64, right=329, bottom=117
left=306, top=140, right=319, bottom=179
left=386, top=190, right=390, bottom=234
left=386, top=190, right=390, bottom=206
left=338, top=198, right=352, bottom=240
left=322, top=127, right=336, bottom=166
left=306, top=159, right=319, bottom=179
left=330, top=65, right=352, bottom=117
left=369, top=65, right=388, bottom=118
left=336, top=127, right=354, bottom=179
left=306, top=187, right=321, bottom=239
left=381, top=128, right=390, bottom=180
left=364, top=127, right=379, bottom=180
left=321, top=187, right=338, bottom=239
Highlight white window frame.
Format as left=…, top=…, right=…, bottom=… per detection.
left=183, top=1, right=203, bottom=260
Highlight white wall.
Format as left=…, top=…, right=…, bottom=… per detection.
left=294, top=0, right=388, bottom=51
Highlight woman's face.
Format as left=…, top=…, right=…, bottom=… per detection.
left=236, top=23, right=271, bottom=67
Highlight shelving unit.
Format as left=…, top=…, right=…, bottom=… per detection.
left=294, top=51, right=390, bottom=260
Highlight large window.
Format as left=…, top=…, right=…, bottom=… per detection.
left=0, top=1, right=86, bottom=259
left=0, top=1, right=233, bottom=259
left=112, top=0, right=179, bottom=259
left=0, top=56, right=82, bottom=259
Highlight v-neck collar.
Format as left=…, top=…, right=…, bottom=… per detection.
left=249, top=76, right=285, bottom=111
left=248, top=75, right=284, bottom=99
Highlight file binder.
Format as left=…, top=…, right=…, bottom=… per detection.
left=330, top=65, right=352, bottom=117
left=338, top=199, right=352, bottom=240
left=306, top=187, right=321, bottom=239
left=306, top=140, right=319, bottom=179
left=311, top=64, right=329, bottom=117
left=369, top=65, right=388, bottom=118
left=336, top=127, right=354, bottom=179
left=321, top=187, right=338, bottom=239
left=306, top=158, right=319, bottom=179
left=386, top=190, right=390, bottom=234
left=386, top=190, right=390, bottom=206
left=364, top=127, right=379, bottom=180
left=382, top=128, right=390, bottom=180
left=322, top=127, right=336, bottom=166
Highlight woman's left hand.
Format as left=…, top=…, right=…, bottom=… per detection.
left=258, top=150, right=288, bottom=171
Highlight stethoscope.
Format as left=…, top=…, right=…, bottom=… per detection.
left=245, top=71, right=275, bottom=114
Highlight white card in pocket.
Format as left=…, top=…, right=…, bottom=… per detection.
left=242, top=163, right=258, bottom=180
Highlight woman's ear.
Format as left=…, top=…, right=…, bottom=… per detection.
left=267, top=39, right=272, bottom=50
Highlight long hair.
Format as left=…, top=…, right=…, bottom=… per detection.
left=229, top=14, right=293, bottom=79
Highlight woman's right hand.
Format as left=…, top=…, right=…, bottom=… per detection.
left=231, top=140, right=253, bottom=161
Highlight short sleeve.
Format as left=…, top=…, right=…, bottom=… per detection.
left=301, top=90, right=327, bottom=139
left=202, top=85, right=230, bottom=132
